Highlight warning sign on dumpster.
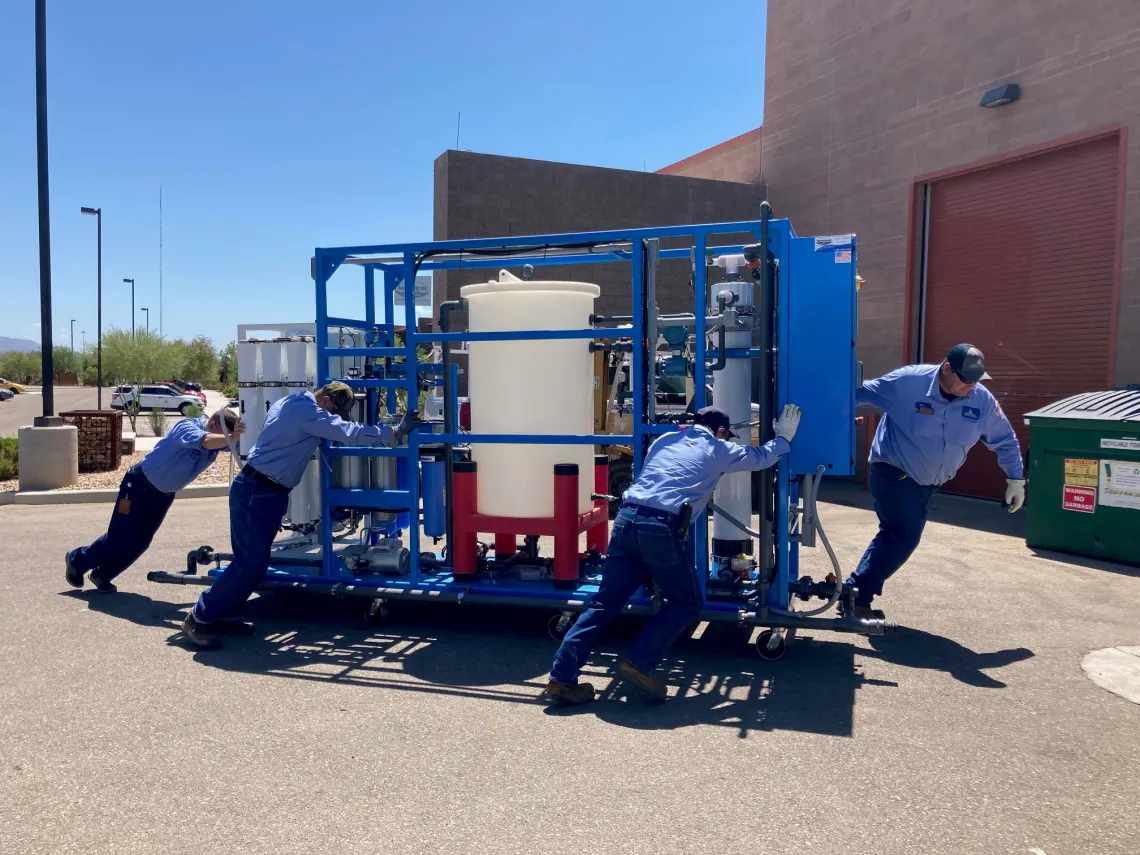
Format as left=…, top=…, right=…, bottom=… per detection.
left=1064, top=458, right=1099, bottom=487
left=1062, top=485, right=1097, bottom=513
left=1100, top=460, right=1140, bottom=510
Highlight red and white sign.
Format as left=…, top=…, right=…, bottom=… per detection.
left=1062, top=484, right=1097, bottom=513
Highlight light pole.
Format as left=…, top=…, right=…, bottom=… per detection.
left=80, top=206, right=102, bottom=407
left=81, top=330, right=86, bottom=349
left=123, top=278, right=135, bottom=336
left=141, top=307, right=149, bottom=334
left=70, top=318, right=75, bottom=351
left=34, top=0, right=56, bottom=423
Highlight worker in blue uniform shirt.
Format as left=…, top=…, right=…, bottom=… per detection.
left=181, top=381, right=426, bottom=648
left=846, top=343, right=1025, bottom=619
left=65, top=409, right=244, bottom=593
left=544, top=402, right=803, bottom=705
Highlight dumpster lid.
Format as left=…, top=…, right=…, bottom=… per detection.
left=1024, top=389, right=1140, bottom=422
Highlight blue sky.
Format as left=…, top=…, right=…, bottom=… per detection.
left=0, top=0, right=766, bottom=350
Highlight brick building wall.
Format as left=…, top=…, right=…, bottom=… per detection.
left=657, top=126, right=764, bottom=183
left=761, top=0, right=1140, bottom=383
left=432, top=150, right=768, bottom=324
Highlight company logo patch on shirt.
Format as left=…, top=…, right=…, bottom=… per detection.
left=961, top=406, right=981, bottom=421
left=915, top=402, right=935, bottom=416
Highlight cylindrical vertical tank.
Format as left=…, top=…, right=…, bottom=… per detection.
left=461, top=270, right=599, bottom=518
left=332, top=394, right=368, bottom=489
left=421, top=452, right=446, bottom=538
left=286, top=456, right=322, bottom=525
left=710, top=281, right=754, bottom=556
left=260, top=340, right=286, bottom=422
left=369, top=455, right=397, bottom=524
left=283, top=338, right=317, bottom=391
left=236, top=341, right=264, bottom=457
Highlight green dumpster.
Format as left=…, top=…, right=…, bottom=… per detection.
left=1024, top=390, right=1140, bottom=566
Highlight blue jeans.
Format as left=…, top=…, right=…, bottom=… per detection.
left=71, top=466, right=175, bottom=582
left=192, top=471, right=289, bottom=624
left=550, top=505, right=703, bottom=685
left=847, top=463, right=939, bottom=606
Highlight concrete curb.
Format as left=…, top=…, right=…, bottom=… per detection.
left=0, top=483, right=230, bottom=506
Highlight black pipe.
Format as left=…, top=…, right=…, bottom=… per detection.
left=756, top=201, right=774, bottom=581
left=438, top=299, right=466, bottom=555
left=710, top=323, right=727, bottom=372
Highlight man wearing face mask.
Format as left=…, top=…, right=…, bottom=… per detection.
left=847, top=344, right=1025, bottom=619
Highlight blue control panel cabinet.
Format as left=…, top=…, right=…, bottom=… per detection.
left=782, top=233, right=858, bottom=477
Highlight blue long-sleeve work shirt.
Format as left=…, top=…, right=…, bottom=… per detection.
left=858, top=364, right=1024, bottom=486
left=138, top=417, right=227, bottom=494
left=623, top=425, right=790, bottom=516
left=247, top=391, right=393, bottom=488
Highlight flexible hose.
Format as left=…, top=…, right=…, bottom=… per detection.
left=213, top=404, right=240, bottom=485
left=708, top=464, right=844, bottom=617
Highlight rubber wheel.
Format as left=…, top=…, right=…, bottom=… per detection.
left=365, top=600, right=389, bottom=626
left=756, top=630, right=787, bottom=661
left=607, top=458, right=634, bottom=519
left=179, top=402, right=194, bottom=415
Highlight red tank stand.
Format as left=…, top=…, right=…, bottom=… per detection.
left=452, top=457, right=609, bottom=587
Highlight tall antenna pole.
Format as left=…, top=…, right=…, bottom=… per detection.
left=159, top=185, right=163, bottom=338
left=456, top=112, right=461, bottom=149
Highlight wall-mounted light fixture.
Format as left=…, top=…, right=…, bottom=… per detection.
left=980, top=82, right=1020, bottom=108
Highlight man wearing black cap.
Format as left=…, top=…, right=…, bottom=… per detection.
left=847, top=344, right=1025, bottom=619
left=544, top=402, right=802, bottom=704
left=182, top=381, right=426, bottom=648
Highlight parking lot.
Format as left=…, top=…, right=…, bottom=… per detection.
left=0, top=387, right=232, bottom=437
left=1, top=489, right=1137, bottom=854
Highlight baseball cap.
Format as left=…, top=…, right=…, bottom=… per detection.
left=946, top=343, right=992, bottom=383
left=695, top=406, right=737, bottom=438
left=319, top=381, right=357, bottom=419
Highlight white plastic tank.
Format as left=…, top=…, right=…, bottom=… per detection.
left=236, top=341, right=264, bottom=457
left=283, top=339, right=317, bottom=391
left=461, top=270, right=599, bottom=518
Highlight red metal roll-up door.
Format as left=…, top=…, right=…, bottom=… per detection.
left=921, top=134, right=1120, bottom=499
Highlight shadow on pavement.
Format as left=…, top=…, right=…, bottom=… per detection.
left=1027, top=547, right=1139, bottom=578
left=862, top=627, right=1034, bottom=688
left=821, top=481, right=1026, bottom=539
left=62, top=587, right=1028, bottom=736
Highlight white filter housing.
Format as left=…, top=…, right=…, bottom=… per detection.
left=283, top=340, right=317, bottom=390
left=260, top=341, right=286, bottom=419
left=709, top=281, right=754, bottom=551
left=236, top=341, right=264, bottom=457
left=286, top=456, right=322, bottom=525
left=461, top=270, right=599, bottom=518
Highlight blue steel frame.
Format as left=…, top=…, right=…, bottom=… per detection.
left=191, top=216, right=860, bottom=628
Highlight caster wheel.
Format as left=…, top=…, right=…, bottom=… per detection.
left=548, top=612, right=574, bottom=640
left=756, top=630, right=787, bottom=661
left=365, top=600, right=390, bottom=626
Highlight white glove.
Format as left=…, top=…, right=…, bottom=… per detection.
left=773, top=403, right=802, bottom=442
left=1005, top=479, right=1026, bottom=513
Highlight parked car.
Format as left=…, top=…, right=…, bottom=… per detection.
left=110, top=384, right=203, bottom=415
left=0, top=388, right=13, bottom=401
left=166, top=380, right=207, bottom=402
left=0, top=377, right=26, bottom=394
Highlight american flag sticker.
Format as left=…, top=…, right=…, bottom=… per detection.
left=834, top=249, right=852, bottom=263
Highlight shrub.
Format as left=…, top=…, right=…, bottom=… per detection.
left=182, top=402, right=204, bottom=419
left=222, top=383, right=238, bottom=400
left=123, top=396, right=142, bottom=434
left=0, top=437, right=18, bottom=480
left=148, top=408, right=168, bottom=437
left=81, top=365, right=99, bottom=386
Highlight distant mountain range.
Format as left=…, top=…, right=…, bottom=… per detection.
left=0, top=336, right=40, bottom=353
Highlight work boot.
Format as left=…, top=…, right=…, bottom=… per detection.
left=542, top=680, right=596, bottom=705
left=64, top=550, right=84, bottom=589
left=87, top=571, right=118, bottom=594
left=181, top=613, right=221, bottom=650
left=848, top=603, right=885, bottom=621
left=214, top=618, right=256, bottom=637
left=617, top=658, right=667, bottom=703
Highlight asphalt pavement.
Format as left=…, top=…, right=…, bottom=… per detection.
left=1, top=492, right=1138, bottom=854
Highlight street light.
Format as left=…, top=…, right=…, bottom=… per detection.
left=141, top=307, right=149, bottom=334
left=70, top=318, right=75, bottom=351
left=123, top=277, right=135, bottom=336
left=80, top=206, right=103, bottom=407
left=81, top=330, right=86, bottom=349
